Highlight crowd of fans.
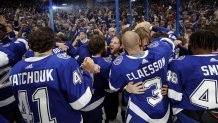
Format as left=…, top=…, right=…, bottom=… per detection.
left=0, top=0, right=217, bottom=44
left=0, top=0, right=218, bottom=123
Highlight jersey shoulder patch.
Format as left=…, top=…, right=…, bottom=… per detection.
left=57, top=53, right=71, bottom=59
left=103, top=57, right=112, bottom=63
left=113, top=55, right=123, bottom=65
left=147, top=41, right=159, bottom=48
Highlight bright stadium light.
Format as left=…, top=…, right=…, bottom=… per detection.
left=131, top=0, right=136, bottom=2
left=52, top=6, right=57, bottom=10
left=62, top=3, right=67, bottom=6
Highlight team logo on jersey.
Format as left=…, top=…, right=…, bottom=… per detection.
left=176, top=55, right=186, bottom=60
left=103, top=57, right=112, bottom=63
left=25, top=64, right=33, bottom=69
left=53, top=48, right=63, bottom=54
left=147, top=41, right=159, bottom=48
left=57, top=53, right=70, bottom=59
left=113, top=56, right=123, bottom=65
left=210, top=58, right=218, bottom=62
left=142, top=59, right=149, bottom=64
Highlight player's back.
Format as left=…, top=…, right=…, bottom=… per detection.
left=109, top=37, right=174, bottom=122
left=168, top=54, right=218, bottom=110
left=110, top=52, right=170, bottom=123
left=9, top=53, right=91, bottom=123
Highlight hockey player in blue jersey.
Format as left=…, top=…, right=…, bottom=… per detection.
left=81, top=33, right=110, bottom=123
left=9, top=27, right=99, bottom=123
left=109, top=31, right=174, bottom=123
left=168, top=30, right=218, bottom=123
left=0, top=36, right=28, bottom=122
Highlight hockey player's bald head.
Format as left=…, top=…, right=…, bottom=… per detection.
left=122, top=31, right=140, bottom=50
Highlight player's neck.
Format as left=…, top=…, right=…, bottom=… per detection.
left=126, top=48, right=141, bottom=55
left=34, top=49, right=53, bottom=57
left=192, top=48, right=212, bottom=55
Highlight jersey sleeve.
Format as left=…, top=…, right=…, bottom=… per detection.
left=0, top=51, right=9, bottom=67
left=99, top=57, right=112, bottom=80
left=109, top=56, right=126, bottom=91
left=152, top=26, right=177, bottom=40
left=65, top=42, right=79, bottom=57
left=7, top=38, right=29, bottom=62
left=147, top=38, right=175, bottom=60
left=76, top=45, right=90, bottom=65
left=160, top=37, right=175, bottom=52
left=60, top=59, right=93, bottom=110
left=167, top=62, right=183, bottom=104
left=0, top=47, right=15, bottom=67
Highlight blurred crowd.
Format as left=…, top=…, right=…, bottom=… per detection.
left=0, top=0, right=217, bottom=46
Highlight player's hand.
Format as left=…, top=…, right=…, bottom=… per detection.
left=174, top=40, right=182, bottom=46
left=81, top=57, right=101, bottom=74
left=134, top=21, right=152, bottom=32
left=92, top=64, right=101, bottom=73
left=161, top=84, right=168, bottom=96
left=126, top=82, right=146, bottom=94
left=58, top=43, right=69, bottom=52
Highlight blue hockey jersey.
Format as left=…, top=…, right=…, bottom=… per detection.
left=76, top=44, right=91, bottom=65
left=9, top=53, right=93, bottom=123
left=81, top=56, right=111, bottom=112
left=151, top=26, right=179, bottom=62
left=109, top=38, right=174, bottom=123
left=0, top=38, right=28, bottom=113
left=168, top=54, right=218, bottom=114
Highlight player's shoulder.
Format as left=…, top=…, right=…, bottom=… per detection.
left=171, top=55, right=187, bottom=62
left=53, top=53, right=71, bottom=59
left=169, top=55, right=191, bottom=70
left=112, top=55, right=125, bottom=66
left=10, top=59, right=27, bottom=74
left=53, top=53, right=77, bottom=64
left=147, top=40, right=160, bottom=49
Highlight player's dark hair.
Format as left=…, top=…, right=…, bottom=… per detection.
left=28, top=27, right=54, bottom=53
left=88, top=33, right=106, bottom=56
left=189, top=30, right=218, bottom=51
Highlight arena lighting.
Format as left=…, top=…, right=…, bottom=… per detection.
left=52, top=6, right=57, bottom=10
left=62, top=3, right=67, bottom=6
left=131, top=0, right=136, bottom=2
